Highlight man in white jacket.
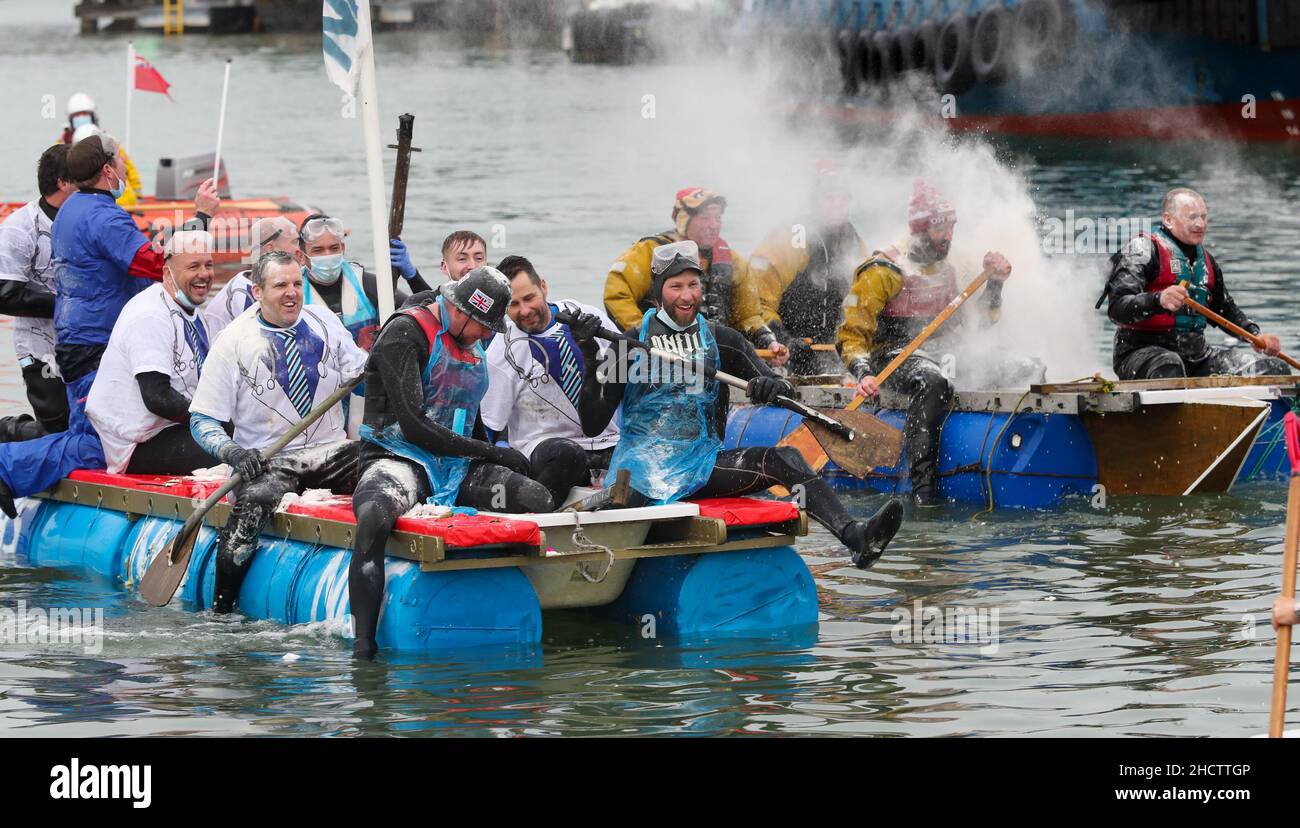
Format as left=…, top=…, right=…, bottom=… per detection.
left=482, top=256, right=621, bottom=507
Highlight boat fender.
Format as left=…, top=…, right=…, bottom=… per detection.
left=916, top=18, right=940, bottom=72
left=971, top=4, right=1014, bottom=85
left=1013, top=0, right=1075, bottom=72
left=894, top=25, right=922, bottom=73
left=934, top=13, right=976, bottom=96
left=851, top=28, right=873, bottom=91
left=836, top=29, right=856, bottom=93
left=874, top=29, right=903, bottom=85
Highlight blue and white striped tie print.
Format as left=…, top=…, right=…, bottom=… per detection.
left=278, top=330, right=314, bottom=419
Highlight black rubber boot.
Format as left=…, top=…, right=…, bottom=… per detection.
left=213, top=544, right=252, bottom=614
left=353, top=637, right=379, bottom=661
left=0, top=414, right=43, bottom=444
left=843, top=498, right=905, bottom=569
left=0, top=477, right=16, bottom=520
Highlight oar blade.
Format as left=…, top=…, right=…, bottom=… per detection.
left=804, top=407, right=904, bottom=477
left=138, top=524, right=201, bottom=607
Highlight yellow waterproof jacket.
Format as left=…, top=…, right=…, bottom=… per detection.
left=603, top=231, right=764, bottom=336
left=115, top=147, right=142, bottom=208
left=749, top=223, right=869, bottom=332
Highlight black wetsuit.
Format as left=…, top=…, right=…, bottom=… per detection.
left=770, top=220, right=861, bottom=376
left=575, top=312, right=877, bottom=546
left=1105, top=235, right=1288, bottom=379
left=349, top=306, right=551, bottom=659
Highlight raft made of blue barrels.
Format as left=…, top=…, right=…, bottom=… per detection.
left=0, top=471, right=817, bottom=653
left=726, top=376, right=1300, bottom=509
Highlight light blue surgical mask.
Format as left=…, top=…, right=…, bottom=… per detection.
left=71, top=114, right=93, bottom=129
left=108, top=171, right=126, bottom=200
left=309, top=253, right=344, bottom=285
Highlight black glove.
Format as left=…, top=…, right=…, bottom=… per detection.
left=221, top=445, right=266, bottom=481
left=489, top=445, right=531, bottom=477
left=747, top=375, right=795, bottom=405
left=566, top=311, right=605, bottom=345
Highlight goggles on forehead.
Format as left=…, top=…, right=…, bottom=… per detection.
left=256, top=228, right=285, bottom=248
left=299, top=216, right=346, bottom=243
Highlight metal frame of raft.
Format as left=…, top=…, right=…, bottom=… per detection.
left=726, top=377, right=1300, bottom=509
left=0, top=474, right=817, bottom=653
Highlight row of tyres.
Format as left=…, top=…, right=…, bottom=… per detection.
left=832, top=0, right=1077, bottom=96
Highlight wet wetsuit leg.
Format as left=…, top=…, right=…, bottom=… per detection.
left=21, top=360, right=68, bottom=434
left=868, top=351, right=952, bottom=504
left=1115, top=345, right=1187, bottom=380
left=351, top=456, right=431, bottom=659
left=1198, top=345, right=1290, bottom=377
left=528, top=439, right=613, bottom=507
left=125, top=424, right=218, bottom=475
left=456, top=460, right=554, bottom=513
left=693, top=446, right=856, bottom=540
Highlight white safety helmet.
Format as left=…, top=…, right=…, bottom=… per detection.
left=67, top=92, right=96, bottom=115
left=71, top=123, right=101, bottom=144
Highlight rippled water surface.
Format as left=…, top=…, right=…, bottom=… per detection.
left=2, top=0, right=1300, bottom=737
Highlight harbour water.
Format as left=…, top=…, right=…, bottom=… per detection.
left=2, top=0, right=1299, bottom=737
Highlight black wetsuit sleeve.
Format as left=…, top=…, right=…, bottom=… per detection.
left=0, top=280, right=54, bottom=318
left=576, top=330, right=629, bottom=438
left=1105, top=239, right=1164, bottom=325
left=371, top=315, right=499, bottom=460
left=1209, top=261, right=1260, bottom=336
left=714, top=323, right=777, bottom=381
left=136, top=371, right=191, bottom=423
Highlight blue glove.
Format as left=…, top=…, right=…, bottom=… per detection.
left=389, top=238, right=417, bottom=280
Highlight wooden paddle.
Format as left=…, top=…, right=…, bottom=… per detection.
left=138, top=374, right=364, bottom=607
left=1269, top=411, right=1300, bottom=737
left=1178, top=281, right=1300, bottom=371
left=778, top=266, right=995, bottom=475
left=755, top=342, right=837, bottom=359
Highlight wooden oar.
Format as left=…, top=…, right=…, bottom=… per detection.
left=1178, top=281, right=1300, bottom=372
left=138, top=374, right=363, bottom=607
left=1269, top=411, right=1300, bottom=737
left=778, top=266, right=994, bottom=475
left=755, top=343, right=836, bottom=359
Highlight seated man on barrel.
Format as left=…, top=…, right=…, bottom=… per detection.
left=188, top=251, right=368, bottom=615
left=1103, top=187, right=1288, bottom=380
left=349, top=267, right=553, bottom=660
left=574, top=240, right=904, bottom=570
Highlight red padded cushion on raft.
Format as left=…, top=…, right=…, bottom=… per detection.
left=281, top=499, right=543, bottom=549
left=66, top=469, right=225, bottom=500
left=688, top=497, right=799, bottom=527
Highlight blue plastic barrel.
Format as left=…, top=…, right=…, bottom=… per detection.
left=726, top=403, right=1097, bottom=508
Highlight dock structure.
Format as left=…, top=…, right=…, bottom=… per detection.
left=73, top=0, right=570, bottom=36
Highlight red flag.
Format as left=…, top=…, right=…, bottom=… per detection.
left=134, top=54, right=173, bottom=100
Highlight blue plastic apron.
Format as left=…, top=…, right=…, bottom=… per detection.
left=304, top=261, right=378, bottom=348
left=360, top=296, right=488, bottom=510
left=606, top=309, right=721, bottom=504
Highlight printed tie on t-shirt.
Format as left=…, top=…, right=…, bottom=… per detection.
left=182, top=316, right=209, bottom=375
left=277, top=329, right=313, bottom=419
left=529, top=327, right=583, bottom=410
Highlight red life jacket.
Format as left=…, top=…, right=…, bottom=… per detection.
left=1121, top=232, right=1216, bottom=332
left=877, top=252, right=959, bottom=319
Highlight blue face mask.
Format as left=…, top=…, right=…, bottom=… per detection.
left=310, top=253, right=344, bottom=285
left=108, top=171, right=126, bottom=200
left=71, top=114, right=93, bottom=129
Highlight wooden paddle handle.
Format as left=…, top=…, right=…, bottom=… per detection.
left=1178, top=281, right=1300, bottom=372
left=1271, top=473, right=1300, bottom=737
left=756, top=343, right=835, bottom=358
left=846, top=267, right=994, bottom=411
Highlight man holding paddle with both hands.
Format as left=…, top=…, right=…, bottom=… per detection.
left=570, top=240, right=905, bottom=569
left=1103, top=187, right=1291, bottom=381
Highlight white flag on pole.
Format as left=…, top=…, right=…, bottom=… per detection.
left=322, top=0, right=369, bottom=96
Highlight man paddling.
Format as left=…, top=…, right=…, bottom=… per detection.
left=1103, top=188, right=1288, bottom=379
left=576, top=240, right=904, bottom=568
left=482, top=255, right=621, bottom=507
left=86, top=230, right=216, bottom=474
left=349, top=267, right=552, bottom=659
left=837, top=179, right=1019, bottom=505
left=748, top=162, right=867, bottom=374
left=0, top=144, right=77, bottom=441
left=188, top=251, right=368, bottom=614
left=603, top=187, right=771, bottom=349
